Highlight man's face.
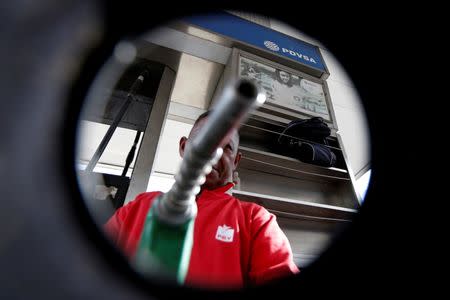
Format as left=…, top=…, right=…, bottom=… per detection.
left=179, top=117, right=241, bottom=190
left=279, top=71, right=290, bottom=84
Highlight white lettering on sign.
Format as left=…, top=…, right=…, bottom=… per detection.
left=264, top=41, right=318, bottom=64
left=215, top=225, right=234, bottom=242
left=281, top=48, right=317, bottom=64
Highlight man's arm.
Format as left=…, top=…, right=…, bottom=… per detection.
left=104, top=200, right=131, bottom=243
left=103, top=192, right=161, bottom=257
left=248, top=206, right=300, bottom=286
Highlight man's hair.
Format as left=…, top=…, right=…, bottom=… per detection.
left=193, top=110, right=212, bottom=127
left=275, top=69, right=294, bottom=87
left=191, top=109, right=240, bottom=144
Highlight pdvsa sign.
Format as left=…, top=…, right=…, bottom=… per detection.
left=264, top=40, right=318, bottom=64
left=184, top=13, right=326, bottom=72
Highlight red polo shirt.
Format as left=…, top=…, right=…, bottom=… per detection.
left=105, top=183, right=299, bottom=289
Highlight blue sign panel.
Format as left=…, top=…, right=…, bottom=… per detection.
left=184, top=13, right=326, bottom=72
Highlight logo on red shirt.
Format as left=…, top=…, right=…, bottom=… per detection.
left=215, top=225, right=234, bottom=242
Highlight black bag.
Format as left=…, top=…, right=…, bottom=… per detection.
left=277, top=117, right=336, bottom=167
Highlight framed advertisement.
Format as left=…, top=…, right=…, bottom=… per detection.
left=237, top=51, right=333, bottom=122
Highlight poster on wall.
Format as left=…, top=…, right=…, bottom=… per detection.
left=239, top=56, right=330, bottom=120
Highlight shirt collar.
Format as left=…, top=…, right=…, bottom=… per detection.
left=200, top=182, right=235, bottom=197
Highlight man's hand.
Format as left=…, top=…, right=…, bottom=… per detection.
left=233, top=171, right=241, bottom=190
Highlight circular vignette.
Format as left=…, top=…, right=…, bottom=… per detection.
left=61, top=2, right=384, bottom=300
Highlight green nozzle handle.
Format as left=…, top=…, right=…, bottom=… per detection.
left=134, top=195, right=195, bottom=284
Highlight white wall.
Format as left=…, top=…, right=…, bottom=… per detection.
left=322, top=49, right=371, bottom=178
left=151, top=118, right=193, bottom=175
left=76, top=120, right=142, bottom=169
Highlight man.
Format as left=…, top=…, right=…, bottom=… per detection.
left=104, top=111, right=299, bottom=289
left=272, top=69, right=304, bottom=111
left=276, top=70, right=293, bottom=87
